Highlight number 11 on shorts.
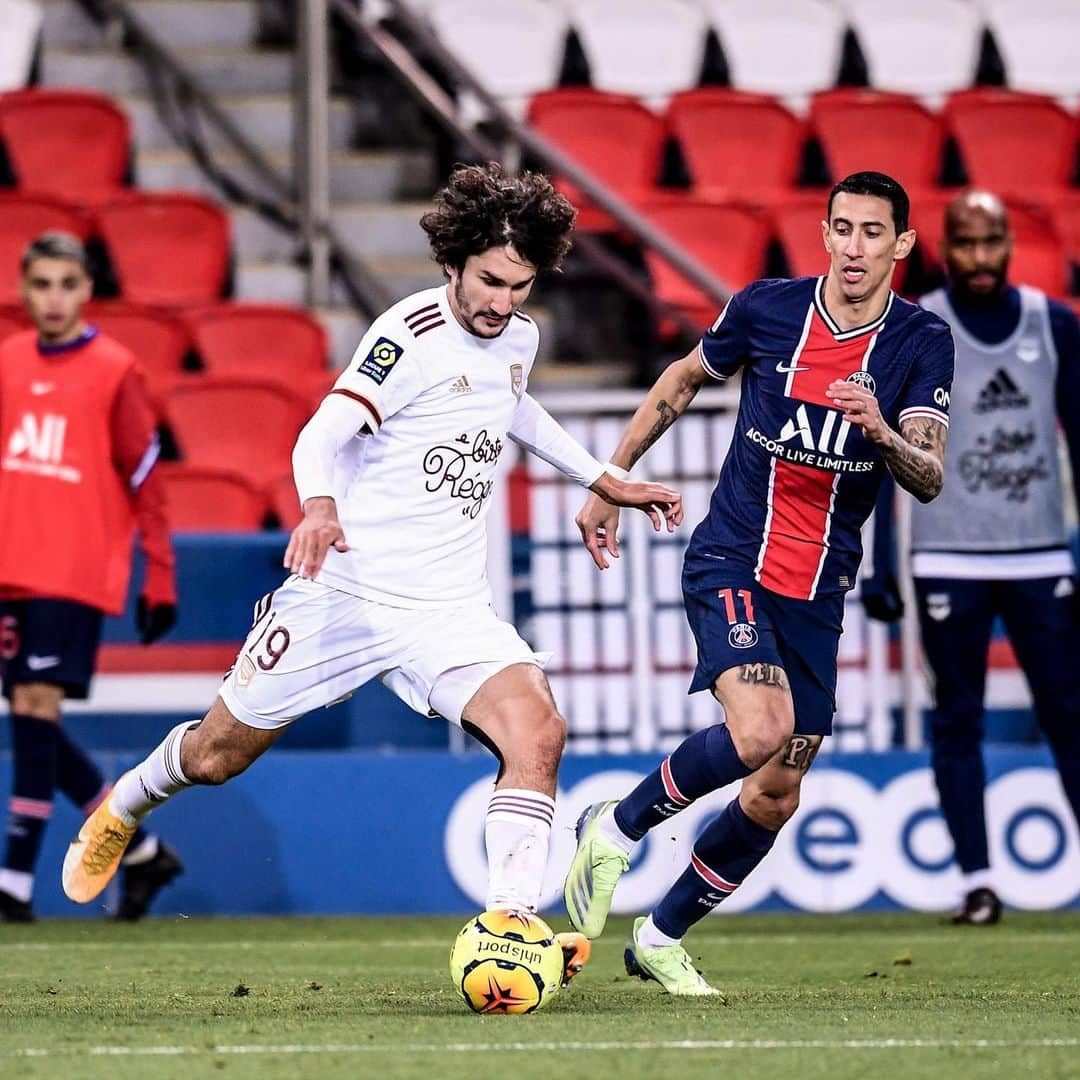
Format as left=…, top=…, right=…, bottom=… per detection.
left=718, top=587, right=756, bottom=625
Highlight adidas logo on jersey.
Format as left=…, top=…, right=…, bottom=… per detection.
left=450, top=375, right=472, bottom=394
left=974, top=369, right=1030, bottom=414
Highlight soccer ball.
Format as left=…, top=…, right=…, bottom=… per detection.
left=449, top=910, right=563, bottom=1014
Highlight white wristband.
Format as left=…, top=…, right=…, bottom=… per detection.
left=604, top=462, right=630, bottom=481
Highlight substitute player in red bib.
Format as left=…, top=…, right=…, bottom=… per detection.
left=564, top=172, right=955, bottom=994
left=0, top=232, right=182, bottom=921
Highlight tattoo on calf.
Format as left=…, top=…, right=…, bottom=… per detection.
left=781, top=734, right=821, bottom=772
left=738, top=663, right=787, bottom=689
left=630, top=399, right=679, bottom=467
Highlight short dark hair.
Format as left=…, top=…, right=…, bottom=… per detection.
left=420, top=162, right=577, bottom=273
left=827, top=171, right=910, bottom=235
left=21, top=231, right=90, bottom=275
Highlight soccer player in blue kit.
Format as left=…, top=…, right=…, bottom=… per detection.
left=563, top=172, right=956, bottom=995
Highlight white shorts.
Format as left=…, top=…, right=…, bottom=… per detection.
left=219, top=576, right=549, bottom=731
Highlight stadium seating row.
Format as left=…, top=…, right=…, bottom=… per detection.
left=419, top=0, right=1080, bottom=107
left=530, top=87, right=1080, bottom=231
left=0, top=190, right=231, bottom=307
left=160, top=465, right=301, bottom=533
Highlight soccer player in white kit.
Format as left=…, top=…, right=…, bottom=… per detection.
left=60, top=164, right=682, bottom=964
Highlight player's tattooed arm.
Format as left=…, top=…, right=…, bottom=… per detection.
left=609, top=348, right=710, bottom=471
left=882, top=416, right=947, bottom=503
left=738, top=663, right=788, bottom=690
left=826, top=380, right=947, bottom=503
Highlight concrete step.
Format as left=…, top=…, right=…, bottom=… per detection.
left=42, top=0, right=259, bottom=49
left=368, top=259, right=443, bottom=300
left=137, top=148, right=436, bottom=204
left=43, top=46, right=293, bottom=97
left=121, top=94, right=355, bottom=153
left=316, top=308, right=371, bottom=371
left=329, top=202, right=435, bottom=260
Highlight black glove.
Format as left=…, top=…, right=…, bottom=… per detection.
left=137, top=596, right=178, bottom=645
left=861, top=573, right=904, bottom=624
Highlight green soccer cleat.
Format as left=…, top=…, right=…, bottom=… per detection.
left=562, top=799, right=630, bottom=938
left=624, top=917, right=724, bottom=997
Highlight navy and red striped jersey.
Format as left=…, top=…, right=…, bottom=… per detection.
left=689, top=276, right=954, bottom=601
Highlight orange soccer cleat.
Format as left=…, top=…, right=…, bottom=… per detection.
left=556, top=931, right=592, bottom=988
left=61, top=795, right=137, bottom=903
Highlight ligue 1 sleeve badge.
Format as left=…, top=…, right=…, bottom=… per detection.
left=510, top=363, right=524, bottom=398
left=729, top=622, right=758, bottom=648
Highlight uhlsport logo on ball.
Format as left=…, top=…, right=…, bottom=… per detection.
left=449, top=909, right=564, bottom=1014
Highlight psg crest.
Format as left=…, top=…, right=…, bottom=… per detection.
left=510, top=363, right=524, bottom=398
left=846, top=370, right=876, bottom=394
left=728, top=622, right=758, bottom=648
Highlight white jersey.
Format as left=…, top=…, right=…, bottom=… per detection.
left=315, top=286, right=539, bottom=608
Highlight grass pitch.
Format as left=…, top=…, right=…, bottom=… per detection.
left=2, top=912, right=1078, bottom=1080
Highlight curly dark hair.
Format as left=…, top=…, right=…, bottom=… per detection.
left=420, top=162, right=576, bottom=274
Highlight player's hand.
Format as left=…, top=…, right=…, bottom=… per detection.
left=825, top=380, right=890, bottom=445
left=137, top=597, right=178, bottom=645
left=861, top=572, right=904, bottom=623
left=284, top=496, right=349, bottom=580
left=576, top=492, right=622, bottom=570
left=591, top=474, right=683, bottom=533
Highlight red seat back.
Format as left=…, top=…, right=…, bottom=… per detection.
left=0, top=305, right=28, bottom=343
left=166, top=375, right=311, bottom=488
left=269, top=472, right=303, bottom=531
left=945, top=90, right=1077, bottom=199
left=97, top=192, right=231, bottom=306
left=189, top=303, right=328, bottom=378
left=667, top=89, right=805, bottom=201
left=0, top=193, right=91, bottom=304
left=811, top=89, right=945, bottom=190
left=0, top=88, right=130, bottom=205
left=85, top=302, right=193, bottom=414
left=639, top=197, right=771, bottom=329
left=527, top=89, right=666, bottom=231
left=160, top=464, right=268, bottom=533
left=772, top=192, right=831, bottom=279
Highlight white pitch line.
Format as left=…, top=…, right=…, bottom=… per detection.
left=9, top=1038, right=1080, bottom=1059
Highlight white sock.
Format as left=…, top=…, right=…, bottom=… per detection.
left=636, top=913, right=682, bottom=949
left=110, top=721, right=195, bottom=823
left=962, top=868, right=994, bottom=893
left=0, top=868, right=33, bottom=903
left=484, top=787, right=556, bottom=913
left=597, top=802, right=640, bottom=856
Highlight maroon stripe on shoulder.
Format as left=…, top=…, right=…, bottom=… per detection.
left=407, top=313, right=443, bottom=335
left=413, top=319, right=446, bottom=338
left=512, top=311, right=532, bottom=322
left=332, top=387, right=382, bottom=427
left=404, top=302, right=440, bottom=326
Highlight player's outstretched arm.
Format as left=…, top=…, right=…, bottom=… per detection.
left=826, top=380, right=946, bottom=503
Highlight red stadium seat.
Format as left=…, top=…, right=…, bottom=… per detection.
left=188, top=303, right=328, bottom=379
left=944, top=90, right=1078, bottom=200
left=166, top=375, right=311, bottom=488
left=0, top=193, right=91, bottom=304
left=638, top=197, right=771, bottom=329
left=810, top=90, right=945, bottom=190
left=666, top=89, right=805, bottom=203
left=0, top=88, right=130, bottom=206
left=527, top=89, right=666, bottom=232
left=1050, top=192, right=1080, bottom=287
left=96, top=191, right=231, bottom=306
left=772, top=191, right=831, bottom=279
left=159, top=464, right=268, bottom=533
left=268, top=472, right=302, bottom=531
left=85, top=302, right=192, bottom=414
left=0, top=304, right=28, bottom=342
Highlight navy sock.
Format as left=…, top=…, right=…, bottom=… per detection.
left=931, top=733, right=988, bottom=873
left=54, top=728, right=148, bottom=849
left=4, top=714, right=59, bottom=875
left=614, top=724, right=752, bottom=841
left=652, top=798, right=777, bottom=938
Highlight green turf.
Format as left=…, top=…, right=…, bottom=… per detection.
left=2, top=912, right=1078, bottom=1080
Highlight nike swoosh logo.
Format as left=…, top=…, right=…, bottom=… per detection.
left=26, top=655, right=61, bottom=670
left=775, top=361, right=809, bottom=374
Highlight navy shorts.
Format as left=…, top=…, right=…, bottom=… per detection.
left=681, top=555, right=844, bottom=736
left=0, top=598, right=103, bottom=700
